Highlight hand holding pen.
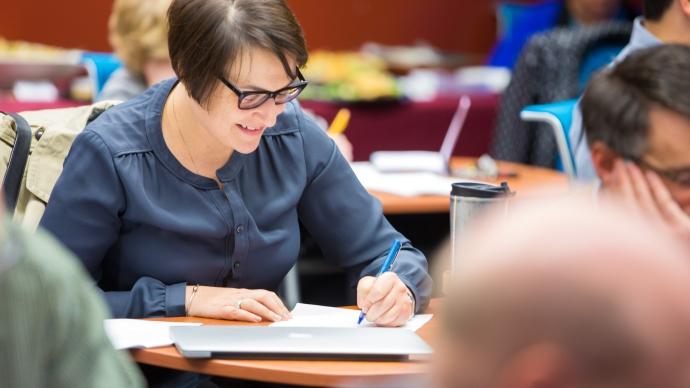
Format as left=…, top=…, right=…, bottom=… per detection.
left=356, top=239, right=416, bottom=327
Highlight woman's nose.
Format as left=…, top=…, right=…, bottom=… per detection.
left=254, top=100, right=286, bottom=128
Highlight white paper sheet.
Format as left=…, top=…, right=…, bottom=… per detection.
left=370, top=151, right=448, bottom=174
left=104, top=319, right=202, bottom=350
left=270, top=303, right=433, bottom=332
left=351, top=161, right=471, bottom=197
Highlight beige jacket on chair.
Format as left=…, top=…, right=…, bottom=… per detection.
left=0, top=101, right=119, bottom=230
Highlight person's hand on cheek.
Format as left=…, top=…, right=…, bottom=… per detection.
left=607, top=160, right=690, bottom=242
left=357, top=272, right=415, bottom=327
left=645, top=169, right=690, bottom=241
left=625, top=161, right=666, bottom=221
left=606, top=159, right=639, bottom=212
left=607, top=160, right=664, bottom=220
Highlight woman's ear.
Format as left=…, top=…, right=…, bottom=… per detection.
left=680, top=0, right=690, bottom=18
left=590, top=142, right=620, bottom=185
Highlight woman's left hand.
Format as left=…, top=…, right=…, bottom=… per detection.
left=357, top=272, right=415, bottom=327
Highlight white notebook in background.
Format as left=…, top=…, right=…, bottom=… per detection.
left=104, top=319, right=202, bottom=350
left=351, top=161, right=470, bottom=197
left=370, top=150, right=448, bottom=174
left=270, top=303, right=433, bottom=332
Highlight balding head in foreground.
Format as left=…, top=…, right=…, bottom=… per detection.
left=436, top=199, right=690, bottom=388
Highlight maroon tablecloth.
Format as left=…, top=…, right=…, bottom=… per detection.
left=301, top=92, right=500, bottom=161
left=0, top=99, right=85, bottom=113
left=0, top=92, right=500, bottom=162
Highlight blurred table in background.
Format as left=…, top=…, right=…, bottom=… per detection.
left=301, top=91, right=500, bottom=162
left=373, top=157, right=569, bottom=214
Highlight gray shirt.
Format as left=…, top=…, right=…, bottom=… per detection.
left=96, top=67, right=147, bottom=103
left=570, top=17, right=662, bottom=180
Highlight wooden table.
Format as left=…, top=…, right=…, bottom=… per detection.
left=373, top=157, right=569, bottom=214
left=132, top=300, right=442, bottom=387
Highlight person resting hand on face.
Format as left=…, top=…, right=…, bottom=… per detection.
left=581, top=44, right=690, bottom=243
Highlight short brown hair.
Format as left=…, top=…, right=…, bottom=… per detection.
left=109, top=0, right=172, bottom=75
left=644, top=0, right=674, bottom=21
left=581, top=44, right=690, bottom=159
left=167, top=0, right=308, bottom=107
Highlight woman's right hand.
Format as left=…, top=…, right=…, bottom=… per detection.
left=185, top=286, right=292, bottom=322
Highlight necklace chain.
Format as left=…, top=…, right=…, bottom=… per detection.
left=171, top=91, right=201, bottom=175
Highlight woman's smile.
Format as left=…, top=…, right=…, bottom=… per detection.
left=236, top=123, right=265, bottom=137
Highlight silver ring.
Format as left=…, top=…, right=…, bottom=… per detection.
left=236, top=299, right=245, bottom=310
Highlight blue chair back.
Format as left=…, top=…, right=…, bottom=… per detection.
left=520, top=99, right=578, bottom=179
left=488, top=0, right=562, bottom=69
left=578, top=42, right=627, bottom=92
left=81, top=52, right=122, bottom=100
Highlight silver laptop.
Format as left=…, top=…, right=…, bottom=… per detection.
left=170, top=326, right=433, bottom=361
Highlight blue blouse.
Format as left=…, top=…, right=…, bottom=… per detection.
left=40, top=79, right=432, bottom=318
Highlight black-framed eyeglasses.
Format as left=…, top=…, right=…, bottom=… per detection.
left=636, top=158, right=690, bottom=187
left=218, top=68, right=309, bottom=110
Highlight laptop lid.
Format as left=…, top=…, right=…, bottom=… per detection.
left=170, top=326, right=433, bottom=360
left=439, top=95, right=472, bottom=167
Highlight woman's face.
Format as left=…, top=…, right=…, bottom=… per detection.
left=189, top=48, right=295, bottom=155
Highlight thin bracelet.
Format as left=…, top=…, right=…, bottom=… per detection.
left=186, top=284, right=200, bottom=316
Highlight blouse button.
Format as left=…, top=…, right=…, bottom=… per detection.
left=236, top=225, right=245, bottom=234
left=233, top=261, right=241, bottom=270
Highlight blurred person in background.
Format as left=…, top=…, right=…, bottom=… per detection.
left=489, top=0, right=636, bottom=68
left=581, top=44, right=690, bottom=242
left=490, top=0, right=636, bottom=167
left=571, top=0, right=690, bottom=179
left=99, top=0, right=353, bottom=161
left=99, top=0, right=174, bottom=102
left=435, top=198, right=690, bottom=388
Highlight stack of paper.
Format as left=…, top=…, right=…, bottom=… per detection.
left=351, top=161, right=469, bottom=197
left=104, top=319, right=202, bottom=350
left=270, top=303, right=433, bottom=332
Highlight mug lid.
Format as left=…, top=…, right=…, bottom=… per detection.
left=451, top=181, right=514, bottom=198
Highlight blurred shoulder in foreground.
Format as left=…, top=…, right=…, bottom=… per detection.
left=0, top=220, right=144, bottom=388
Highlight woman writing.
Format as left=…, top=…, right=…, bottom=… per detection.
left=41, top=0, right=431, bottom=328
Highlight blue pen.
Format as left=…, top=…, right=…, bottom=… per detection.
left=358, top=239, right=402, bottom=325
